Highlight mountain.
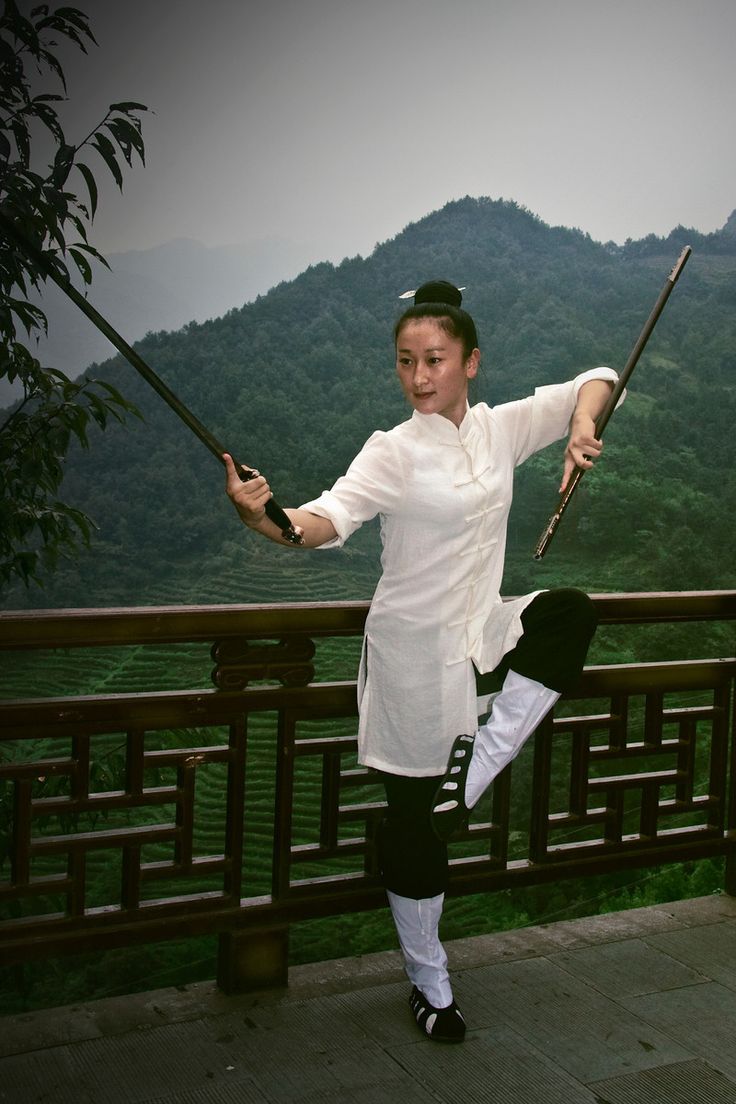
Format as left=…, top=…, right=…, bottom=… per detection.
left=720, top=209, right=736, bottom=239
left=4, top=197, right=736, bottom=610
left=0, top=235, right=320, bottom=407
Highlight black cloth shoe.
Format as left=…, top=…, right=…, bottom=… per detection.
left=409, top=986, right=466, bottom=1043
left=430, top=733, right=475, bottom=841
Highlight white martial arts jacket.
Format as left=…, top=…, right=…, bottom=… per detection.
left=301, top=368, right=619, bottom=776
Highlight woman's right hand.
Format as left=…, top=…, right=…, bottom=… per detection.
left=223, top=453, right=272, bottom=529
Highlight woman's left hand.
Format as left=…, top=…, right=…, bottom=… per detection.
left=560, top=412, right=603, bottom=492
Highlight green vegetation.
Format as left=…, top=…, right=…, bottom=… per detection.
left=2, top=197, right=734, bottom=609
left=0, top=0, right=147, bottom=588
left=0, top=625, right=731, bottom=1013
left=1, top=196, right=735, bottom=1012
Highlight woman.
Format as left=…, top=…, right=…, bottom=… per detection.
left=224, top=280, right=619, bottom=1043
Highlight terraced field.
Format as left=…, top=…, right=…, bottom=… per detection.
left=1, top=560, right=728, bottom=1011
left=1, top=568, right=386, bottom=1010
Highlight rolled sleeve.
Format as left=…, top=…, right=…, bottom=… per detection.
left=497, top=367, right=622, bottom=466
left=298, top=491, right=359, bottom=548
left=572, top=366, right=623, bottom=408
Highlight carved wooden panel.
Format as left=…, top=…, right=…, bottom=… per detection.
left=0, top=639, right=733, bottom=968
left=529, top=677, right=731, bottom=865
left=259, top=663, right=735, bottom=897
left=211, top=635, right=315, bottom=690
left=0, top=718, right=246, bottom=925
left=270, top=703, right=379, bottom=898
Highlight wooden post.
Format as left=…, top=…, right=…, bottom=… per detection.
left=725, top=853, right=736, bottom=897
left=727, top=676, right=736, bottom=897
left=217, top=928, right=289, bottom=993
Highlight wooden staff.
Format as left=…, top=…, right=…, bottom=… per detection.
left=1, top=212, right=305, bottom=545
left=533, top=245, right=692, bottom=559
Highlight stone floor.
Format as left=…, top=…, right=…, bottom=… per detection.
left=3, top=894, right=736, bottom=1104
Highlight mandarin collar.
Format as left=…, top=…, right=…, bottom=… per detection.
left=410, top=403, right=479, bottom=447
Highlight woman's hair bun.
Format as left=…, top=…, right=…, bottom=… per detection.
left=413, top=280, right=463, bottom=308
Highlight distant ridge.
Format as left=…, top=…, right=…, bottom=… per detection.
left=4, top=196, right=735, bottom=608
left=0, top=235, right=319, bottom=406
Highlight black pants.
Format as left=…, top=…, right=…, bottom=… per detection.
left=377, top=588, right=597, bottom=899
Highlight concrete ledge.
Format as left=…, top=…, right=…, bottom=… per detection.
left=2, top=893, right=735, bottom=1059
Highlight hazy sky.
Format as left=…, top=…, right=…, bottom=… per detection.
left=43, top=0, right=736, bottom=262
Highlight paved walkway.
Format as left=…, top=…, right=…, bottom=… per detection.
left=2, top=894, right=736, bottom=1104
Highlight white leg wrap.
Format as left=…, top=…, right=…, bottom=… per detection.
left=387, top=890, right=453, bottom=1009
left=465, top=669, right=560, bottom=809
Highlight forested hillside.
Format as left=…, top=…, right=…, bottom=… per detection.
left=0, top=235, right=319, bottom=408
left=4, top=197, right=736, bottom=609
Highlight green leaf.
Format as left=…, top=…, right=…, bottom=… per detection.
left=34, top=102, right=65, bottom=144
left=36, top=17, right=87, bottom=53
left=75, top=161, right=98, bottom=219
left=91, top=132, right=123, bottom=189
left=109, top=114, right=143, bottom=146
left=104, top=118, right=134, bottom=165
left=10, top=120, right=30, bottom=166
left=7, top=297, right=46, bottom=337
left=51, top=142, right=75, bottom=187
left=0, top=0, right=148, bottom=591
left=90, top=378, right=143, bottom=419
left=55, top=7, right=96, bottom=43
left=69, top=245, right=92, bottom=284
left=36, top=47, right=67, bottom=92
left=108, top=101, right=148, bottom=113
left=5, top=10, right=38, bottom=52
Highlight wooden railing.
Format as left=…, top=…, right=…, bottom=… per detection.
left=1, top=592, right=735, bottom=992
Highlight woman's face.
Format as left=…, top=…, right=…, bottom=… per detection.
left=395, top=319, right=479, bottom=427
